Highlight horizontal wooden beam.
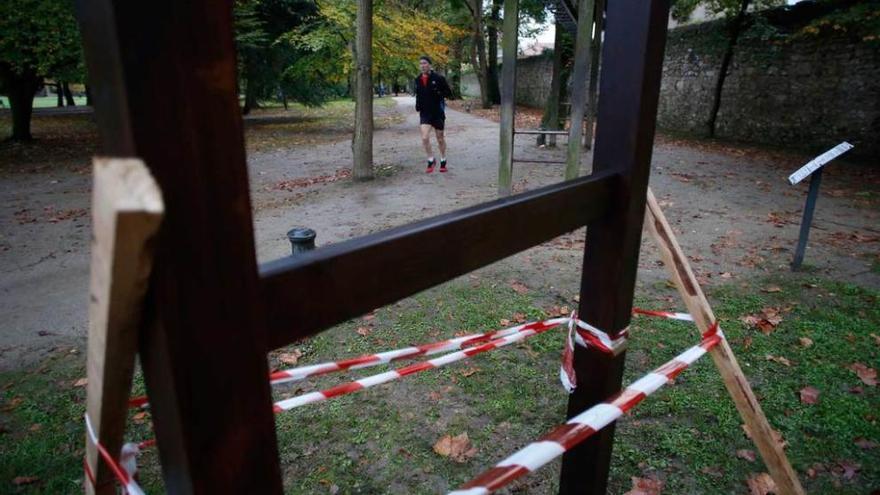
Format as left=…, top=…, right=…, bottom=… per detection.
left=512, top=158, right=568, bottom=164
left=514, top=130, right=570, bottom=135
left=259, top=171, right=617, bottom=349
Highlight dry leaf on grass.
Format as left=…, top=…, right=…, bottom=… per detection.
left=12, top=476, right=40, bottom=486
left=798, top=337, right=813, bottom=348
left=746, top=472, right=777, bottom=495
left=512, top=312, right=527, bottom=323
left=499, top=319, right=511, bottom=327
left=736, top=449, right=756, bottom=462
left=870, top=333, right=880, bottom=346
left=623, top=476, right=664, bottom=495
left=356, top=326, right=371, bottom=337
left=761, top=286, right=782, bottom=293
left=854, top=437, right=878, bottom=450
left=740, top=307, right=783, bottom=335
left=433, top=433, right=477, bottom=463
left=799, top=386, right=820, bottom=404
left=836, top=460, right=860, bottom=480
left=509, top=281, right=529, bottom=295
left=2, top=397, right=23, bottom=412
left=460, top=367, right=479, bottom=377
left=73, top=378, right=88, bottom=387
left=279, top=349, right=303, bottom=366
left=765, top=355, right=792, bottom=367
left=848, top=363, right=877, bottom=386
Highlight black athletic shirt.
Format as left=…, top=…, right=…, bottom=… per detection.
left=414, top=71, right=452, bottom=117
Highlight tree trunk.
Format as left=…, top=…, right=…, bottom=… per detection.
left=63, top=81, right=76, bottom=106
left=583, top=0, right=604, bottom=149
left=469, top=0, right=491, bottom=109
left=4, top=69, right=40, bottom=141
left=539, top=20, right=566, bottom=147
left=56, top=82, right=64, bottom=107
left=242, top=53, right=260, bottom=115
left=450, top=40, right=463, bottom=99
left=707, top=0, right=750, bottom=137
left=352, top=0, right=373, bottom=180
left=487, top=0, right=501, bottom=104
left=85, top=84, right=92, bottom=106
left=281, top=90, right=288, bottom=110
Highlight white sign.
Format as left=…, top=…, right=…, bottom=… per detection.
left=788, top=142, right=854, bottom=185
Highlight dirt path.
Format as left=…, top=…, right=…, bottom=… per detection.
left=1, top=96, right=878, bottom=369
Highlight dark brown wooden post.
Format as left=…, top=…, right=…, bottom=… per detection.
left=558, top=1, right=670, bottom=494
left=75, top=2, right=283, bottom=493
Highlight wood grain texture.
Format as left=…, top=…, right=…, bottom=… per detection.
left=75, top=1, right=283, bottom=492
left=644, top=188, right=805, bottom=495
left=85, top=158, right=163, bottom=495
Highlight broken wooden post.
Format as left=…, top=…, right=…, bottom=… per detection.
left=644, top=188, right=806, bottom=495
left=559, top=1, right=670, bottom=493
left=564, top=0, right=594, bottom=180
left=497, top=0, right=519, bottom=196
left=85, top=158, right=163, bottom=495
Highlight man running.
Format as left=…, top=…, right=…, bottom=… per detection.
left=414, top=55, right=452, bottom=173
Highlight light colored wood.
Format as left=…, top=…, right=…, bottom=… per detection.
left=644, top=188, right=805, bottom=495
left=564, top=0, right=595, bottom=180
left=85, top=158, right=163, bottom=495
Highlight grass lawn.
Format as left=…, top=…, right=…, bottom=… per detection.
left=1, top=273, right=877, bottom=493
left=0, top=96, right=89, bottom=109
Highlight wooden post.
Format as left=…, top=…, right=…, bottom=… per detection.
left=75, top=1, right=284, bottom=492
left=559, top=1, right=670, bottom=493
left=564, top=0, right=594, bottom=180
left=497, top=0, right=519, bottom=196
left=644, top=189, right=806, bottom=495
left=85, top=158, right=163, bottom=495
left=583, top=0, right=604, bottom=150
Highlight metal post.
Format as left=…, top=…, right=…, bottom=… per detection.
left=288, top=228, right=317, bottom=255
left=791, top=167, right=823, bottom=270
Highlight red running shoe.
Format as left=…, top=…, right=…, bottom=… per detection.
left=439, top=158, right=448, bottom=172
left=425, top=158, right=435, bottom=173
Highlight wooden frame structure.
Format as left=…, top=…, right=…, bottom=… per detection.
left=75, top=0, right=802, bottom=493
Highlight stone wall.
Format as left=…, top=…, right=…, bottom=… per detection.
left=659, top=21, right=880, bottom=159
left=461, top=11, right=879, bottom=159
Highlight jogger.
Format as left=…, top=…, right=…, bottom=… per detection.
left=414, top=55, right=452, bottom=173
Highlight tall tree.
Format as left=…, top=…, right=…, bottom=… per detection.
left=538, top=21, right=573, bottom=147
left=352, top=0, right=373, bottom=180
left=486, top=0, right=502, bottom=104
left=673, top=0, right=783, bottom=137
left=0, top=0, right=83, bottom=141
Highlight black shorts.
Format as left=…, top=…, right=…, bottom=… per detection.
left=420, top=112, right=445, bottom=131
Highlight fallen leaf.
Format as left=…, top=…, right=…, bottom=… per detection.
left=362, top=313, right=376, bottom=322
left=765, top=355, right=792, bottom=367
left=433, top=433, right=477, bottom=462
left=1, top=397, right=23, bottom=412
left=499, top=319, right=511, bottom=327
left=12, top=476, right=40, bottom=486
left=279, top=349, right=303, bottom=366
left=761, top=286, right=782, bottom=293
left=798, top=337, right=813, bottom=348
left=799, top=386, right=820, bottom=404
left=623, top=475, right=664, bottom=495
left=509, top=281, right=529, bottom=295
left=356, top=326, right=371, bottom=337
left=460, top=367, right=479, bottom=377
left=848, top=363, right=877, bottom=386
left=854, top=437, right=878, bottom=449
left=28, top=424, right=42, bottom=432
left=73, top=378, right=88, bottom=388
left=837, top=460, right=860, bottom=480
left=736, top=449, right=756, bottom=462
left=746, top=472, right=777, bottom=495
left=870, top=333, right=880, bottom=346
left=512, top=312, right=527, bottom=323
left=132, top=411, right=149, bottom=424
left=742, top=336, right=753, bottom=349
left=720, top=272, right=733, bottom=279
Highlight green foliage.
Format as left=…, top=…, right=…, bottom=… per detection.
left=0, top=0, right=84, bottom=81
left=795, top=0, right=880, bottom=43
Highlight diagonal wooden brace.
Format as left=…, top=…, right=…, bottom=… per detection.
left=643, top=188, right=805, bottom=495
left=85, top=158, right=163, bottom=495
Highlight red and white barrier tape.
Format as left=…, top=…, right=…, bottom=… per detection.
left=270, top=319, right=569, bottom=385
left=449, top=326, right=722, bottom=495
left=84, top=414, right=145, bottom=495
left=632, top=307, right=694, bottom=322
left=273, top=319, right=567, bottom=412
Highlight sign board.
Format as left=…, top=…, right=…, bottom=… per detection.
left=788, top=142, right=853, bottom=185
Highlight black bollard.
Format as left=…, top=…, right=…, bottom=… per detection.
left=287, top=228, right=316, bottom=255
